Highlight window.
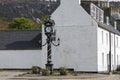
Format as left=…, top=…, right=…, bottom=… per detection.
left=106, top=33, right=108, bottom=45
left=102, top=31, right=104, bottom=44
left=111, top=54, right=114, bottom=65
left=91, top=3, right=96, bottom=19
left=117, top=55, right=119, bottom=66
left=102, top=53, right=104, bottom=67
left=96, top=9, right=99, bottom=20
left=99, top=9, right=104, bottom=23
left=111, top=35, right=113, bottom=47
left=116, top=37, right=118, bottom=47
left=90, top=3, right=104, bottom=22
left=107, top=54, right=109, bottom=66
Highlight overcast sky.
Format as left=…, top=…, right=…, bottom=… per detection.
left=109, top=0, right=120, bottom=1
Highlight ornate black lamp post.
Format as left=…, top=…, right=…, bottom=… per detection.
left=43, top=16, right=60, bottom=74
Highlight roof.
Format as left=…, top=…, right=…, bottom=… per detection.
left=0, top=30, right=42, bottom=50
left=81, top=1, right=120, bottom=35
left=110, top=2, right=120, bottom=8
left=0, top=0, right=60, bottom=20
left=112, top=13, right=120, bottom=20
left=98, top=22, right=120, bottom=35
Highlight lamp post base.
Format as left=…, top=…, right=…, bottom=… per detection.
left=108, top=72, right=112, bottom=75
left=46, top=63, right=53, bottom=74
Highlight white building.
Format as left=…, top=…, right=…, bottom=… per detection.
left=49, top=0, right=120, bottom=72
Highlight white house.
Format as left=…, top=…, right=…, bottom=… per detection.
left=81, top=2, right=120, bottom=72
left=49, top=0, right=99, bottom=72
left=49, top=0, right=120, bottom=72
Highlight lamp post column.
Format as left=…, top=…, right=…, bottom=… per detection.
left=43, top=16, right=59, bottom=75
left=46, top=36, right=53, bottom=74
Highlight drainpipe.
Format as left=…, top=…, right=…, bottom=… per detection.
left=114, top=34, right=116, bottom=72
left=114, top=21, right=117, bottom=71
left=108, top=32, right=112, bottom=74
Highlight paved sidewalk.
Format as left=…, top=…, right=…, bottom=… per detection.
left=0, top=71, right=118, bottom=80
left=10, top=75, right=116, bottom=80
left=9, top=73, right=115, bottom=80
left=0, top=71, right=27, bottom=80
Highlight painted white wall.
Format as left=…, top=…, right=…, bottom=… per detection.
left=97, top=27, right=108, bottom=72
left=115, top=35, right=120, bottom=66
left=51, top=0, right=95, bottom=26
left=97, top=27, right=120, bottom=72
left=0, top=50, right=46, bottom=69
left=50, top=25, right=98, bottom=72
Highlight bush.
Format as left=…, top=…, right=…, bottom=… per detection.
left=8, top=17, right=36, bottom=30
left=59, top=67, right=67, bottom=75
left=42, top=68, right=49, bottom=76
left=116, top=65, right=120, bottom=71
left=31, top=66, right=41, bottom=74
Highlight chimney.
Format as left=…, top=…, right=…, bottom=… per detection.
left=106, top=16, right=109, bottom=25
left=107, top=0, right=109, bottom=7
left=98, top=1, right=101, bottom=7
left=114, top=21, right=117, bottom=29
left=79, top=0, right=81, bottom=4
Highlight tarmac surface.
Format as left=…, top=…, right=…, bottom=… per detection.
left=0, top=71, right=119, bottom=80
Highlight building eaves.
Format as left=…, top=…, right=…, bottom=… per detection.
left=97, top=22, right=120, bottom=35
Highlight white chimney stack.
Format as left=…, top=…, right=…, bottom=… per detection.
left=114, top=21, right=117, bottom=29
left=106, top=16, right=109, bottom=25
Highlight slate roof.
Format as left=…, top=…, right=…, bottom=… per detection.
left=110, top=2, right=120, bottom=8
left=0, top=30, right=42, bottom=50
left=98, top=22, right=120, bottom=35
left=81, top=1, right=120, bottom=35
left=0, top=0, right=60, bottom=20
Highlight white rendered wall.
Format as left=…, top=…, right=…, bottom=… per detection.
left=51, top=0, right=95, bottom=26
left=97, top=27, right=117, bottom=72
left=115, top=35, right=120, bottom=66
left=51, top=25, right=98, bottom=72
left=42, top=25, right=98, bottom=72
left=47, top=0, right=99, bottom=72
left=0, top=50, right=46, bottom=69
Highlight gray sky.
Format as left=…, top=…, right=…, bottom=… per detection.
left=109, top=0, right=120, bottom=1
